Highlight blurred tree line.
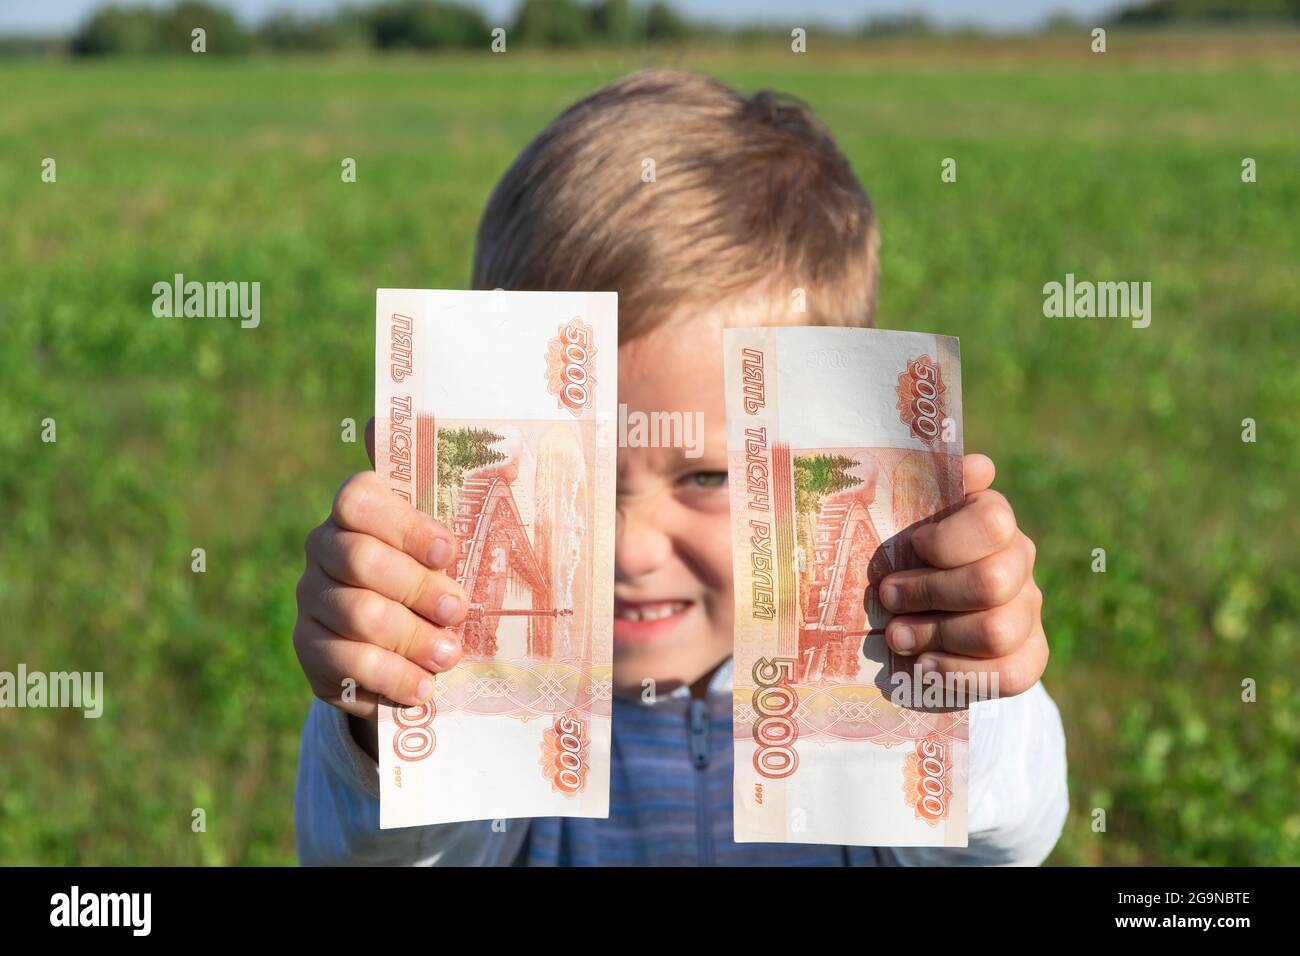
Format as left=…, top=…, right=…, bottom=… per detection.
left=69, top=1, right=692, bottom=55
left=58, top=0, right=1300, bottom=56
left=1113, top=0, right=1300, bottom=23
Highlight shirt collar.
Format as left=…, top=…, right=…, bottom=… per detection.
left=614, top=656, right=735, bottom=709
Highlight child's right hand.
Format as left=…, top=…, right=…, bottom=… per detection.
left=292, top=419, right=468, bottom=732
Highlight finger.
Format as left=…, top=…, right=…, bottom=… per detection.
left=295, top=615, right=440, bottom=713
left=911, top=489, right=1017, bottom=569
left=886, top=586, right=1039, bottom=658
left=365, top=416, right=376, bottom=469
left=880, top=543, right=1027, bottom=613
left=331, top=470, right=456, bottom=570
left=962, top=453, right=994, bottom=496
left=914, top=623, right=1048, bottom=700
left=313, top=524, right=466, bottom=627
left=303, top=571, right=464, bottom=673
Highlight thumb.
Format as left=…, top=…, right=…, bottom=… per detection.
left=365, top=416, right=376, bottom=469
left=962, top=453, right=995, bottom=496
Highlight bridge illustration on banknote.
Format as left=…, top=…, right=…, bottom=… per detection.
left=792, top=452, right=909, bottom=687
left=445, top=472, right=575, bottom=660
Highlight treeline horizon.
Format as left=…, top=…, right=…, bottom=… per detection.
left=2, top=0, right=1299, bottom=57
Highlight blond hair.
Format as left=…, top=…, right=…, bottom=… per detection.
left=472, top=69, right=879, bottom=340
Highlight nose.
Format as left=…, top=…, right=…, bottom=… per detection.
left=614, top=499, right=674, bottom=581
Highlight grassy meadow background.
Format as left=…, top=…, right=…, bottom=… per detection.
left=1, top=32, right=1297, bottom=865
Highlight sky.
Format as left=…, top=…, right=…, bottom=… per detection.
left=0, top=0, right=1131, bottom=37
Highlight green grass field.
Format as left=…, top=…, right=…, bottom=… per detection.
left=1, top=34, right=1297, bottom=865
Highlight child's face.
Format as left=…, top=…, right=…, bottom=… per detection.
left=612, top=309, right=737, bottom=696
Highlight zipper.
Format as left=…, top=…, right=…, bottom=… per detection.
left=689, top=697, right=714, bottom=866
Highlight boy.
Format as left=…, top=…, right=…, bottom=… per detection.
left=293, top=70, right=1066, bottom=865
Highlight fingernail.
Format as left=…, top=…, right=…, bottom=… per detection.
left=917, top=655, right=938, bottom=676
left=430, top=636, right=458, bottom=669
left=428, top=537, right=452, bottom=567
left=880, top=585, right=901, bottom=611
left=891, top=625, right=915, bottom=654
left=416, top=678, right=434, bottom=701
left=434, top=594, right=463, bottom=625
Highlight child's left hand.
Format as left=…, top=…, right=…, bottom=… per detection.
left=879, top=453, right=1047, bottom=699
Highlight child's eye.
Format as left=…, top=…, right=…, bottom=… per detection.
left=680, top=471, right=728, bottom=489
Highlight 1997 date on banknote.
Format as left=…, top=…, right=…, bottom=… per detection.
left=726, top=326, right=969, bottom=847
left=376, top=290, right=616, bottom=828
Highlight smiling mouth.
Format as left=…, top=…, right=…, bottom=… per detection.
left=611, top=599, right=694, bottom=644
left=614, top=600, right=690, bottom=622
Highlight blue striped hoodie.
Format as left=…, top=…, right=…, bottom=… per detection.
left=295, top=658, right=1069, bottom=866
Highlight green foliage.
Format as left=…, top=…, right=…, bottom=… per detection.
left=258, top=12, right=371, bottom=53
left=438, top=427, right=507, bottom=485
left=643, top=1, right=691, bottom=42
left=860, top=15, right=936, bottom=38
left=590, top=0, right=638, bottom=45
left=71, top=2, right=250, bottom=56
left=160, top=1, right=250, bottom=53
left=365, top=1, right=488, bottom=50
left=512, top=0, right=596, bottom=48
left=51, top=0, right=1300, bottom=61
left=795, top=455, right=861, bottom=496
left=793, top=454, right=862, bottom=517
left=507, top=0, right=690, bottom=47
left=70, top=5, right=167, bottom=55
left=1112, top=0, right=1300, bottom=23
left=0, top=43, right=1296, bottom=865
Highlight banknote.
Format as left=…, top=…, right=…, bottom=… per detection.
left=724, top=326, right=969, bottom=847
left=375, top=289, right=617, bottom=829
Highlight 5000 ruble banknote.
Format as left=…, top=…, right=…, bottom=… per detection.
left=724, top=326, right=969, bottom=847
left=375, top=289, right=617, bottom=829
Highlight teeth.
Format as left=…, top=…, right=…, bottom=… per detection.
left=616, top=601, right=685, bottom=622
